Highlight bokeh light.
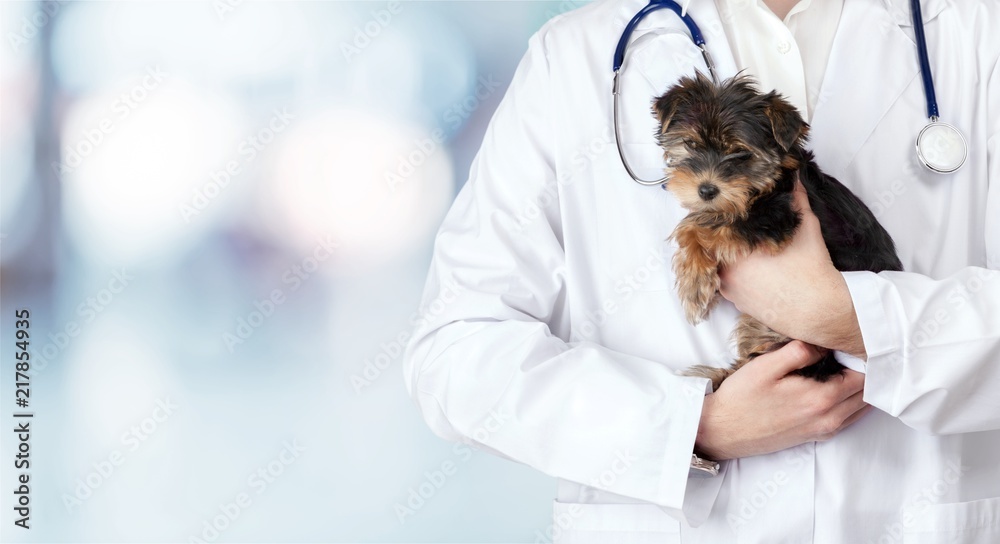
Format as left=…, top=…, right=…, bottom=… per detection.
left=60, top=78, right=243, bottom=266
left=0, top=0, right=42, bottom=263
left=262, top=108, right=454, bottom=268
left=2, top=1, right=561, bottom=541
left=51, top=1, right=310, bottom=92
left=345, top=7, right=477, bottom=138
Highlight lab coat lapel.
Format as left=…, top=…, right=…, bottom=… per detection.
left=809, top=0, right=948, bottom=179
left=883, top=0, right=948, bottom=28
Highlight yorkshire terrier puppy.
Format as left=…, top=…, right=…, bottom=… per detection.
left=652, top=74, right=903, bottom=390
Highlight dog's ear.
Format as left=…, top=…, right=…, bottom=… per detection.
left=652, top=92, right=681, bottom=135
left=763, top=92, right=809, bottom=151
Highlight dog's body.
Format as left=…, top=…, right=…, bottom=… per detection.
left=651, top=75, right=903, bottom=390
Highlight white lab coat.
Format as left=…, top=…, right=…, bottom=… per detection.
left=403, top=0, right=1000, bottom=541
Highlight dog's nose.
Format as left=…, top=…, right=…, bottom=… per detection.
left=698, top=183, right=719, bottom=201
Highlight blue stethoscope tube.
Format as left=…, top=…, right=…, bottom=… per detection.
left=910, top=0, right=938, bottom=120
left=612, top=0, right=967, bottom=183
left=613, top=0, right=717, bottom=185
left=613, top=1, right=708, bottom=73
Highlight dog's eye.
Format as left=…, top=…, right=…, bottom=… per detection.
left=682, top=138, right=699, bottom=149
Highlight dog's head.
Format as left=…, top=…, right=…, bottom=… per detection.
left=652, top=73, right=808, bottom=218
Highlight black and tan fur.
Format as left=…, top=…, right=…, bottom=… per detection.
left=652, top=74, right=903, bottom=390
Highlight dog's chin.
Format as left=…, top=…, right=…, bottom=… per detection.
left=670, top=194, right=748, bottom=219
left=673, top=197, right=713, bottom=213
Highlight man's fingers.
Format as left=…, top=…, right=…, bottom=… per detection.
left=763, top=340, right=826, bottom=378
left=827, top=369, right=866, bottom=403
left=792, top=178, right=812, bottom=213
left=813, top=392, right=871, bottom=441
left=837, top=403, right=874, bottom=432
left=826, top=389, right=868, bottom=425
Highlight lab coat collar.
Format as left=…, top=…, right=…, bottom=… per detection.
left=882, top=0, right=949, bottom=26
left=615, top=0, right=694, bottom=33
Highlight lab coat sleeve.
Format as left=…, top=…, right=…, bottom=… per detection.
left=402, top=28, right=714, bottom=513
left=845, top=53, right=1000, bottom=435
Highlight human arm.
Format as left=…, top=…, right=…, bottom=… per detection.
left=718, top=182, right=867, bottom=358
left=402, top=28, right=713, bottom=512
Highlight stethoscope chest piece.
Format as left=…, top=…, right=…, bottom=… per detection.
left=915, top=119, right=967, bottom=174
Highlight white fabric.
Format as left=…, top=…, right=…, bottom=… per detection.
left=403, top=0, right=1000, bottom=541
left=714, top=0, right=843, bottom=120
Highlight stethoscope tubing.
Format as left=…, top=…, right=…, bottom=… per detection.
left=910, top=0, right=939, bottom=120
left=614, top=0, right=706, bottom=72
left=613, top=0, right=717, bottom=185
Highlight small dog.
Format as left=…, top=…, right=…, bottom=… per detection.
left=651, top=74, right=903, bottom=390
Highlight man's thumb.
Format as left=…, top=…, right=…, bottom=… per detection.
left=767, top=340, right=825, bottom=377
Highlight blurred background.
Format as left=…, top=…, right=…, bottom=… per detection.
left=0, top=1, right=588, bottom=541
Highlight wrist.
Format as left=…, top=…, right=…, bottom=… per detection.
left=694, top=393, right=731, bottom=461
left=816, top=271, right=867, bottom=357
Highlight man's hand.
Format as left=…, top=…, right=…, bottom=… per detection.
left=719, top=181, right=866, bottom=358
left=694, top=341, right=872, bottom=461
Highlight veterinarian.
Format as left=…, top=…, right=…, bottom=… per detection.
left=403, top=0, right=1000, bottom=541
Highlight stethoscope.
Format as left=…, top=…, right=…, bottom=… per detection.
left=612, top=0, right=968, bottom=186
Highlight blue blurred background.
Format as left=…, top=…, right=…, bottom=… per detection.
left=0, top=1, right=589, bottom=541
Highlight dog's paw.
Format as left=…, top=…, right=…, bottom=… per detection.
left=671, top=223, right=721, bottom=325
left=732, top=314, right=789, bottom=361
left=684, top=283, right=719, bottom=325
left=676, top=268, right=720, bottom=325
